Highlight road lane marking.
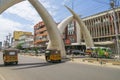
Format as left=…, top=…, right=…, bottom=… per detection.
left=0, top=74, right=6, bottom=80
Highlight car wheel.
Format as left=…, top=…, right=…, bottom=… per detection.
left=15, top=61, right=18, bottom=65
left=4, top=62, right=7, bottom=66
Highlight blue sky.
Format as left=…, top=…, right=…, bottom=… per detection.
left=0, top=0, right=119, bottom=44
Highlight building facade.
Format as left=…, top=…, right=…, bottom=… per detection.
left=13, top=31, right=32, bottom=41
left=0, top=42, right=2, bottom=50
left=33, top=7, right=120, bottom=53
left=82, top=7, right=120, bottom=52
left=19, top=34, right=34, bottom=48
left=63, top=7, right=120, bottom=53
left=83, top=8, right=120, bottom=42
left=64, top=20, right=77, bottom=45
left=34, top=21, right=48, bottom=48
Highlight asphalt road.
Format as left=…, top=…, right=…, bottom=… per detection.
left=0, top=52, right=120, bottom=80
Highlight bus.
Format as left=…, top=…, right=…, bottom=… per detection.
left=86, top=47, right=113, bottom=58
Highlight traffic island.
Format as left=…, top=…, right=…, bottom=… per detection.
left=112, top=61, right=120, bottom=65
left=70, top=57, right=120, bottom=68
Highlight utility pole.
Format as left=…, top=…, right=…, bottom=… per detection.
left=5, top=35, right=9, bottom=48
left=110, top=0, right=120, bottom=60
left=8, top=33, right=11, bottom=47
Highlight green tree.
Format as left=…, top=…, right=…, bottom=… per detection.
left=33, top=47, right=38, bottom=56
left=16, top=43, right=23, bottom=50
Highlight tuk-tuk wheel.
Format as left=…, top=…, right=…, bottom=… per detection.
left=59, top=60, right=61, bottom=62
left=46, top=56, right=50, bottom=62
left=4, top=62, right=7, bottom=66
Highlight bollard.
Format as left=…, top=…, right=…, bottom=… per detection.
left=100, top=61, right=103, bottom=65
left=99, top=59, right=103, bottom=65
left=97, top=58, right=98, bottom=61
left=82, top=59, right=85, bottom=62
left=71, top=54, right=74, bottom=61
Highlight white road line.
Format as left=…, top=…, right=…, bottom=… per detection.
left=0, top=74, right=6, bottom=80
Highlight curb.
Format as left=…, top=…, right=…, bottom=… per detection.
left=20, top=54, right=120, bottom=68
left=71, top=58, right=120, bottom=68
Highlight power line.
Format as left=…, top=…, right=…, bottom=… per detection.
left=92, top=0, right=110, bottom=5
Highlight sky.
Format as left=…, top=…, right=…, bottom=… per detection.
left=0, top=0, right=119, bottom=45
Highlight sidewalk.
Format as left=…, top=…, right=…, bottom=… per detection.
left=70, top=57, right=120, bottom=69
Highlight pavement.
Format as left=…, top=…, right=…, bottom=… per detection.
left=0, top=52, right=120, bottom=80
left=70, top=57, right=120, bottom=69
left=20, top=53, right=120, bottom=69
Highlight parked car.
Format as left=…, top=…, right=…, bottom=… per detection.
left=66, top=49, right=72, bottom=55
left=40, top=50, right=45, bottom=53
left=72, top=50, right=85, bottom=56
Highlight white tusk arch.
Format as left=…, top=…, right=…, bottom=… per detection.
left=0, top=0, right=24, bottom=14
left=58, top=16, right=73, bottom=34
left=0, top=0, right=66, bottom=58
left=48, top=15, right=82, bottom=52
left=76, top=21, right=81, bottom=44
left=28, top=0, right=66, bottom=58
left=47, top=16, right=73, bottom=53
left=65, top=6, right=94, bottom=47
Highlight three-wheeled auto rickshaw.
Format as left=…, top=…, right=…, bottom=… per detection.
left=45, top=49, right=61, bottom=63
left=3, top=48, right=18, bottom=65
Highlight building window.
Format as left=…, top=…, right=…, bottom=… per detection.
left=67, top=21, right=75, bottom=35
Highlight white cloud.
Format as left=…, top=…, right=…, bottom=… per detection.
left=39, top=0, right=59, bottom=17
left=0, top=15, right=22, bottom=43
left=5, top=0, right=59, bottom=24
left=0, top=15, right=22, bottom=32
left=0, top=0, right=61, bottom=44
left=5, top=1, right=41, bottom=24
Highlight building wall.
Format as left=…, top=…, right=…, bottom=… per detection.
left=33, top=7, right=120, bottom=53
left=19, top=34, right=33, bottom=48
left=64, top=8, right=120, bottom=44
left=82, top=8, right=120, bottom=43
left=34, top=21, right=48, bottom=47
left=62, top=7, right=120, bottom=53
left=13, top=31, right=32, bottom=41
left=82, top=8, right=120, bottom=53
left=64, top=20, right=77, bottom=45
left=0, top=42, right=2, bottom=50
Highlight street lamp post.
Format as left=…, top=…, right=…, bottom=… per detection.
left=110, top=0, right=120, bottom=60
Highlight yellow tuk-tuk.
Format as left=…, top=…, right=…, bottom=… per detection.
left=3, top=48, right=18, bottom=65
left=45, top=49, right=61, bottom=63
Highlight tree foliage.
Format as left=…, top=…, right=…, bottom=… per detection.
left=16, top=43, right=23, bottom=50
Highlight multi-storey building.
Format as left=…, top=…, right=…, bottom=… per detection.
left=19, top=34, right=33, bottom=48
left=34, top=21, right=48, bottom=48
left=82, top=7, right=120, bottom=52
left=64, top=7, right=120, bottom=52
left=64, top=20, right=77, bottom=45
left=34, top=7, right=120, bottom=53
left=13, top=31, right=32, bottom=41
